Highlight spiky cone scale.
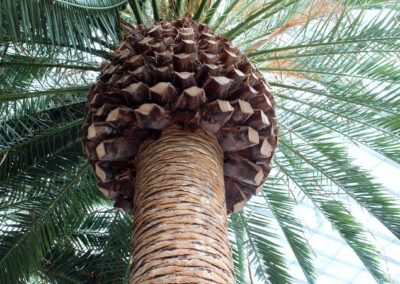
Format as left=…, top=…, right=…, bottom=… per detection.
left=82, top=18, right=278, bottom=215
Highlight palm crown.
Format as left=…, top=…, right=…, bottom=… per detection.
left=1, top=0, right=400, bottom=283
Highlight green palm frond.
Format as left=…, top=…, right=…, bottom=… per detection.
left=272, top=82, right=400, bottom=161
left=211, top=0, right=240, bottom=29
left=39, top=246, right=99, bottom=283
left=263, top=176, right=317, bottom=283
left=278, top=118, right=400, bottom=234
left=246, top=2, right=400, bottom=57
left=37, top=210, right=131, bottom=284
left=203, top=0, right=222, bottom=24
left=95, top=211, right=131, bottom=283
left=275, top=151, right=390, bottom=283
left=128, top=0, right=144, bottom=24
left=0, top=96, right=86, bottom=193
left=1, top=0, right=400, bottom=283
left=0, top=161, right=101, bottom=283
left=0, top=0, right=124, bottom=51
left=229, top=214, right=248, bottom=283
left=238, top=208, right=292, bottom=283
left=0, top=42, right=100, bottom=93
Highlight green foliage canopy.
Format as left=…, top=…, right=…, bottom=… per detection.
left=1, top=0, right=400, bottom=283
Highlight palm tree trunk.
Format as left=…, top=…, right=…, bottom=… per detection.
left=130, top=126, right=236, bottom=283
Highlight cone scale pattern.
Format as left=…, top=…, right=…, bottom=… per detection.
left=82, top=18, right=278, bottom=214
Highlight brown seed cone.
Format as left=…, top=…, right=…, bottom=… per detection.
left=82, top=18, right=278, bottom=214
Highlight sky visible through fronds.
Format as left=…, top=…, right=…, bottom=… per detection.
left=0, top=0, right=400, bottom=283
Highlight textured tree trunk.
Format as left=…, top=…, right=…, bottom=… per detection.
left=130, top=126, right=236, bottom=283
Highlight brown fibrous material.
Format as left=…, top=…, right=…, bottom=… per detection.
left=82, top=18, right=278, bottom=214
left=130, top=126, right=235, bottom=283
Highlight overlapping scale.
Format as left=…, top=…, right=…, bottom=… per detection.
left=82, top=18, right=278, bottom=214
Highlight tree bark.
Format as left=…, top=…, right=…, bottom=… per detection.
left=130, top=126, right=236, bottom=283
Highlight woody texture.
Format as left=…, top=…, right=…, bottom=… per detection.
left=82, top=18, right=278, bottom=283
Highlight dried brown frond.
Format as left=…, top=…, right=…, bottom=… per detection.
left=245, top=0, right=344, bottom=54
left=263, top=59, right=310, bottom=80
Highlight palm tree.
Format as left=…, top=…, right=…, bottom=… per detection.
left=1, top=0, right=399, bottom=283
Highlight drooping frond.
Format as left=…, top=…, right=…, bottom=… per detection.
left=262, top=176, right=317, bottom=283
left=229, top=214, right=248, bottom=283
left=0, top=0, right=124, bottom=51
left=1, top=0, right=400, bottom=283
left=0, top=160, right=102, bottom=283
left=36, top=210, right=131, bottom=284
left=276, top=135, right=391, bottom=283
left=280, top=119, right=400, bottom=238
left=238, top=209, right=292, bottom=283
